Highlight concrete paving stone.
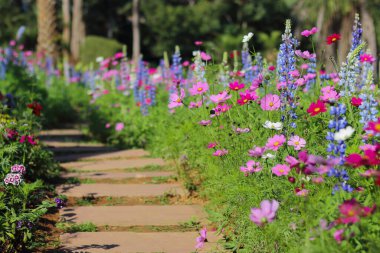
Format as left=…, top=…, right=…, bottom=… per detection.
left=56, top=183, right=186, bottom=198
left=55, top=149, right=150, bottom=162
left=61, top=171, right=175, bottom=179
left=60, top=205, right=205, bottom=226
left=61, top=158, right=166, bottom=171
left=60, top=231, right=220, bottom=253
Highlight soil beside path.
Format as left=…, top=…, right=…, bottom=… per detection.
left=41, top=129, right=223, bottom=253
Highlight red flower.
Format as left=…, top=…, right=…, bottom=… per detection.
left=268, top=66, right=276, bottom=71
left=237, top=93, right=252, bottom=105
left=306, top=100, right=326, bottom=116
left=337, top=199, right=375, bottom=224
left=27, top=101, right=43, bottom=116
left=360, top=54, right=375, bottom=63
left=351, top=97, right=362, bottom=107
left=366, top=118, right=380, bottom=133
left=326, top=34, right=341, bottom=45
left=229, top=81, right=245, bottom=91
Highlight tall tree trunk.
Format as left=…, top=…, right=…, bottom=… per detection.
left=315, top=4, right=325, bottom=41
left=338, top=10, right=356, bottom=65
left=37, top=0, right=57, bottom=59
left=360, top=0, right=377, bottom=76
left=62, top=0, right=70, bottom=55
left=132, top=0, right=140, bottom=65
left=71, top=0, right=85, bottom=62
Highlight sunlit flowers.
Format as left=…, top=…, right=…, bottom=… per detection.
left=115, top=122, right=124, bottom=132
left=27, top=101, right=43, bottom=116
left=250, top=200, right=279, bottom=226
left=359, top=53, right=375, bottom=63
left=326, top=33, right=341, bottom=45
left=266, top=134, right=286, bottom=151
left=272, top=164, right=291, bottom=176
left=336, top=199, right=375, bottom=224
left=189, top=82, right=209, bottom=96
left=334, top=126, right=355, bottom=141
left=287, top=135, right=306, bottom=150
left=260, top=94, right=281, bottom=111
left=307, top=100, right=326, bottom=116
left=320, top=86, right=339, bottom=102
left=366, top=118, right=380, bottom=133
left=263, top=121, right=283, bottom=130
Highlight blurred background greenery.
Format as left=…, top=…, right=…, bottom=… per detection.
left=1, top=0, right=380, bottom=66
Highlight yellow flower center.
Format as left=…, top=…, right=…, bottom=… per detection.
left=274, top=141, right=279, bottom=146
left=348, top=210, right=355, bottom=217
left=279, top=169, right=284, bottom=173
left=243, top=99, right=248, bottom=103
left=197, top=87, right=203, bottom=91
left=314, top=108, right=320, bottom=112
left=176, top=98, right=181, bottom=103
left=269, top=102, right=274, bottom=107
left=332, top=38, right=336, bottom=42
left=375, top=123, right=380, bottom=131
left=295, top=141, right=299, bottom=145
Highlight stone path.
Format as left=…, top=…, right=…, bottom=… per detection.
left=42, top=129, right=222, bottom=252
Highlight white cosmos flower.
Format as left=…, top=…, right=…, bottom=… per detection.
left=263, top=121, right=283, bottom=130
left=334, top=126, right=355, bottom=141
left=242, top=32, right=254, bottom=43
left=262, top=153, right=275, bottom=159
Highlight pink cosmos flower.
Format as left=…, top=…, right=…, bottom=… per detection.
left=199, top=120, right=212, bottom=126
left=301, top=27, right=317, bottom=37
left=213, top=149, right=228, bottom=157
left=359, top=144, right=376, bottom=151
left=272, top=164, right=291, bottom=176
left=209, top=91, right=231, bottom=104
left=114, top=52, right=124, bottom=59
left=234, top=127, right=250, bottom=134
left=9, top=40, right=16, bottom=46
left=337, top=199, right=375, bottom=224
left=20, top=135, right=37, bottom=145
left=260, top=94, right=281, bottom=111
left=268, top=65, right=276, bottom=71
left=295, top=78, right=305, bottom=86
left=188, top=101, right=203, bottom=109
left=351, top=97, right=363, bottom=107
left=182, top=61, right=190, bottom=67
left=115, top=123, right=124, bottom=132
left=200, top=52, right=211, bottom=61
left=195, top=227, right=207, bottom=249
left=237, top=93, right=253, bottom=105
left=189, top=82, right=209, bottom=96
left=248, top=146, right=266, bottom=157
left=168, top=89, right=185, bottom=109
left=301, top=63, right=309, bottom=69
left=105, top=123, right=111, bottom=129
left=295, top=50, right=316, bottom=59
left=240, top=160, right=262, bottom=176
left=334, top=229, right=345, bottom=244
left=296, top=189, right=309, bottom=196
left=229, top=81, right=245, bottom=91
left=250, top=200, right=279, bottom=226
left=250, top=75, right=263, bottom=90
left=194, top=41, right=203, bottom=46
left=320, top=86, right=339, bottom=102
left=213, top=104, right=232, bottom=116
left=289, top=70, right=300, bottom=77
left=287, top=135, right=306, bottom=150
left=266, top=134, right=286, bottom=151
left=312, top=177, right=324, bottom=184
left=360, top=53, right=375, bottom=63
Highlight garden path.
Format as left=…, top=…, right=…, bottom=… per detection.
left=41, top=129, right=221, bottom=253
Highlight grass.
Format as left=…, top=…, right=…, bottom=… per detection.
left=56, top=222, right=97, bottom=233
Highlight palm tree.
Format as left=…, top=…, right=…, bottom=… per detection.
left=36, top=0, right=58, bottom=59
left=132, top=0, right=140, bottom=66
left=71, top=0, right=86, bottom=62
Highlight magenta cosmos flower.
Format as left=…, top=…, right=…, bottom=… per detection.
left=287, top=135, right=306, bottom=150
left=248, top=146, right=266, bottom=157
left=200, top=52, right=211, bottom=61
left=229, top=81, right=245, bottom=91
left=198, top=120, right=212, bottom=126
left=260, top=94, right=281, bottom=111
left=265, top=134, right=286, bottom=151
left=272, top=164, right=291, bottom=176
left=359, top=53, right=375, bottom=63
left=209, top=91, right=231, bottom=104
left=250, top=200, right=279, bottom=226
left=213, top=149, right=228, bottom=157
left=189, top=82, right=209, bottom=96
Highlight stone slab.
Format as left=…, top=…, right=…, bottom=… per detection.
left=60, top=205, right=205, bottom=226
left=61, top=171, right=175, bottom=179
left=56, top=183, right=186, bottom=198
left=60, top=231, right=220, bottom=253
left=55, top=149, right=149, bottom=162
left=61, top=158, right=166, bottom=171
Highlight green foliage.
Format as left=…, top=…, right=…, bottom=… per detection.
left=80, top=35, right=122, bottom=65
left=56, top=222, right=97, bottom=233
